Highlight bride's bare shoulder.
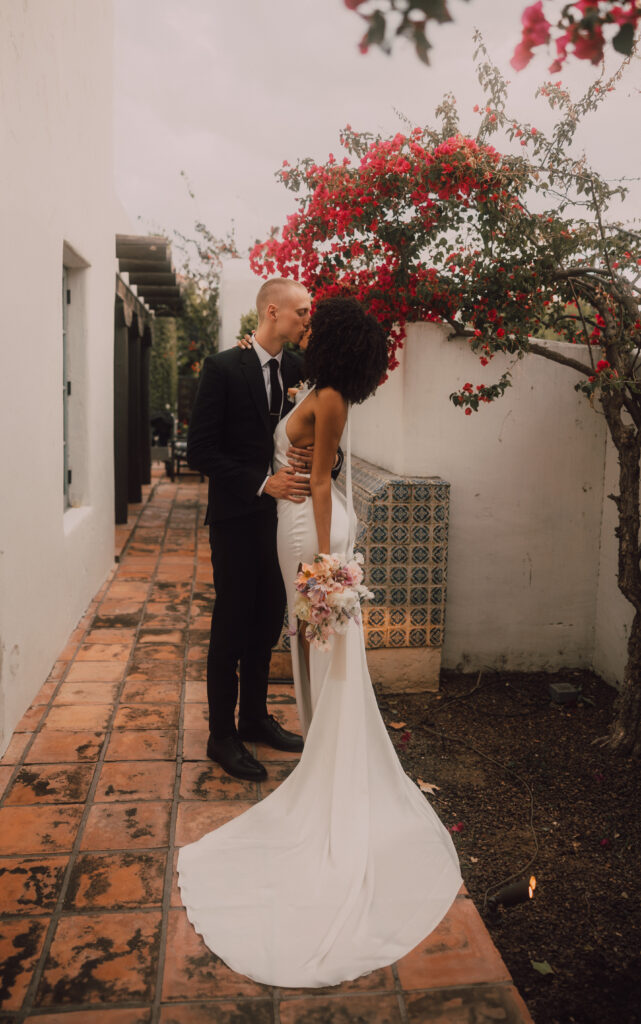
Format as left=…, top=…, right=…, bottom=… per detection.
left=315, top=387, right=347, bottom=418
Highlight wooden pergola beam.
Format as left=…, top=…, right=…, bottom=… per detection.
left=127, top=272, right=177, bottom=286
left=116, top=234, right=170, bottom=262
left=118, top=258, right=173, bottom=274
left=134, top=285, right=181, bottom=300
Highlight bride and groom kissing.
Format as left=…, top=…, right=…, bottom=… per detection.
left=178, top=277, right=462, bottom=989
left=185, top=275, right=352, bottom=780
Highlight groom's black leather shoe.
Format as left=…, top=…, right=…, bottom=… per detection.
left=238, top=714, right=304, bottom=753
left=207, top=733, right=267, bottom=781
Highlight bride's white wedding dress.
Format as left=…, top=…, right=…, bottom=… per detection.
left=177, top=387, right=462, bottom=989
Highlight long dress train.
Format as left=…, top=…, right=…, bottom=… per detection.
left=177, top=387, right=462, bottom=988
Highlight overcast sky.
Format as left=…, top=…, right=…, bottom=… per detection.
left=114, top=0, right=641, bottom=263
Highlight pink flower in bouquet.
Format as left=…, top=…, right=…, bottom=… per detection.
left=292, top=552, right=373, bottom=650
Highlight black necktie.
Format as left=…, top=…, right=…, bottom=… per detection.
left=268, top=358, right=282, bottom=432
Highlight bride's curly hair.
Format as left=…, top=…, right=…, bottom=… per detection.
left=304, top=296, right=389, bottom=404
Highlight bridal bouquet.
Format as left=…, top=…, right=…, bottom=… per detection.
left=292, top=552, right=374, bottom=651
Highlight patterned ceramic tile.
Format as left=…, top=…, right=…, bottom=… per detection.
left=390, top=567, right=407, bottom=585
left=275, top=456, right=450, bottom=655
left=371, top=525, right=388, bottom=544
left=392, top=484, right=411, bottom=501
left=389, top=629, right=407, bottom=647
left=390, top=525, right=409, bottom=545
left=391, top=504, right=410, bottom=523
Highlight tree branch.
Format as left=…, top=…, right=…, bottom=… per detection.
left=553, top=267, right=612, bottom=286
left=527, top=341, right=593, bottom=375
left=570, top=279, right=596, bottom=373
left=445, top=318, right=473, bottom=338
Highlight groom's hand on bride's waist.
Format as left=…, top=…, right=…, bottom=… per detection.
left=287, top=445, right=313, bottom=474
left=264, top=466, right=310, bottom=502
left=287, top=445, right=341, bottom=476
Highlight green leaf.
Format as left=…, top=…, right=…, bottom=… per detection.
left=417, top=0, right=453, bottom=24
left=414, top=29, right=432, bottom=66
left=367, top=11, right=387, bottom=48
left=531, top=960, right=554, bottom=975
left=612, top=22, right=634, bottom=56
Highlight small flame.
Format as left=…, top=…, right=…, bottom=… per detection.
left=528, top=875, right=537, bottom=899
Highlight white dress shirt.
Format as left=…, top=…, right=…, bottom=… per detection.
left=253, top=337, right=284, bottom=411
left=253, top=338, right=284, bottom=495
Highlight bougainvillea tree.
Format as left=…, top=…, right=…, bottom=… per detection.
left=250, top=37, right=641, bottom=756
left=345, top=0, right=640, bottom=71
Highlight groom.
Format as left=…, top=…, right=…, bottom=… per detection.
left=187, top=277, right=313, bottom=781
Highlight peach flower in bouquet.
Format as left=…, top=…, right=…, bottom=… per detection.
left=293, top=552, right=374, bottom=651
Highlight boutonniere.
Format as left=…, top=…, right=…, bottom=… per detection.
left=287, top=379, right=308, bottom=401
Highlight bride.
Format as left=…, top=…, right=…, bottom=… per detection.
left=178, top=296, right=462, bottom=989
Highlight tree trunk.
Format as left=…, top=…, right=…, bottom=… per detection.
left=608, top=610, right=641, bottom=758
left=600, top=391, right=641, bottom=758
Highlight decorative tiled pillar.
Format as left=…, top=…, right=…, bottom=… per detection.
left=271, top=455, right=450, bottom=693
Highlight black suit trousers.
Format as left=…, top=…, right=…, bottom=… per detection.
left=207, top=506, right=286, bottom=738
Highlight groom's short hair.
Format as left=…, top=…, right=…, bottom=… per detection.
left=256, top=277, right=301, bottom=321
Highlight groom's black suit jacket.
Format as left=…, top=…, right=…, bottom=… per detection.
left=187, top=345, right=304, bottom=524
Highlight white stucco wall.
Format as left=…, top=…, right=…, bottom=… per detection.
left=219, top=258, right=263, bottom=351
left=0, top=0, right=120, bottom=752
left=593, top=434, right=633, bottom=686
left=351, top=324, right=609, bottom=672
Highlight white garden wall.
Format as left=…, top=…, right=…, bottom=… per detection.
left=351, top=323, right=625, bottom=677
left=0, top=0, right=122, bottom=753
left=216, top=271, right=629, bottom=684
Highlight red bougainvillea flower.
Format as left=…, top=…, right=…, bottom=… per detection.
left=511, top=40, right=535, bottom=71
left=522, top=1, right=552, bottom=44
left=510, top=1, right=551, bottom=70
left=509, top=0, right=636, bottom=73
left=573, top=23, right=605, bottom=63
left=611, top=3, right=639, bottom=26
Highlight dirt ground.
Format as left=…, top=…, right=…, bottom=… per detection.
left=378, top=668, right=641, bottom=1024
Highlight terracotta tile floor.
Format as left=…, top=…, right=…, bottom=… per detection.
left=0, top=471, right=534, bottom=1023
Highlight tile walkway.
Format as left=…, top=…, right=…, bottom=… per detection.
left=0, top=470, right=534, bottom=1023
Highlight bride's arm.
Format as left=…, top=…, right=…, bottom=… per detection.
left=310, top=388, right=348, bottom=553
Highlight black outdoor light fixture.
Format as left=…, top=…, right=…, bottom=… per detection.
left=488, top=875, right=537, bottom=910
